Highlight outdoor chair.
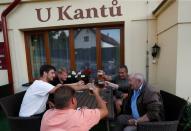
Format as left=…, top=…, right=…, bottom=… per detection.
left=137, top=90, right=187, bottom=131
left=0, top=84, right=13, bottom=98
left=0, top=91, right=42, bottom=131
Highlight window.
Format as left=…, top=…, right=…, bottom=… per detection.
left=27, top=33, right=46, bottom=78
left=74, top=28, right=96, bottom=78
left=25, top=23, right=124, bottom=81
left=101, top=29, right=120, bottom=75
left=48, top=30, right=70, bottom=69
left=83, top=36, right=89, bottom=42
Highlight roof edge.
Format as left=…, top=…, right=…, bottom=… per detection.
left=153, top=0, right=175, bottom=17
left=0, top=0, right=60, bottom=5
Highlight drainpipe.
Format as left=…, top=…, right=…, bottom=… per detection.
left=1, top=0, right=21, bottom=93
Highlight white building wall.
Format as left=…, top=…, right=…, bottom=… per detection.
left=8, top=30, right=28, bottom=92
left=74, top=30, right=96, bottom=49
left=157, top=26, right=178, bottom=94
left=178, top=0, right=191, bottom=23
left=156, top=1, right=178, bottom=94
left=177, top=24, right=191, bottom=101
left=130, top=19, right=157, bottom=85
left=147, top=20, right=158, bottom=86
left=0, top=0, right=161, bottom=92
left=0, top=32, right=3, bottom=42
left=123, top=0, right=159, bottom=81
left=157, top=1, right=178, bottom=33
left=0, top=70, right=8, bottom=86
left=176, top=0, right=191, bottom=100
left=156, top=0, right=191, bottom=101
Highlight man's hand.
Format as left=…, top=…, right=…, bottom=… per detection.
left=88, top=84, right=100, bottom=96
left=76, top=80, right=87, bottom=90
left=77, top=80, right=85, bottom=86
left=48, top=101, right=55, bottom=109
left=56, top=84, right=63, bottom=88
left=104, top=81, right=110, bottom=87
left=64, top=81, right=86, bottom=91
left=103, top=75, right=112, bottom=81
left=128, top=119, right=138, bottom=126
left=122, top=93, right=128, bottom=99
left=104, top=81, right=119, bottom=89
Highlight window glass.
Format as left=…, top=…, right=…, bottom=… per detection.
left=49, top=30, right=70, bottom=70
left=101, top=29, right=120, bottom=75
left=28, top=34, right=46, bottom=78
left=74, top=28, right=97, bottom=77
left=26, top=25, right=123, bottom=80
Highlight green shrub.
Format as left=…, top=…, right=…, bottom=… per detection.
left=179, top=102, right=191, bottom=131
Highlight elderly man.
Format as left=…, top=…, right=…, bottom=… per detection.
left=41, top=85, right=108, bottom=131
left=116, top=73, right=164, bottom=131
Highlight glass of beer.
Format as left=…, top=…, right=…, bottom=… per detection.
left=97, top=70, right=105, bottom=88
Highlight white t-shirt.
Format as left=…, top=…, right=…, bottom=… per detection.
left=19, top=80, right=54, bottom=117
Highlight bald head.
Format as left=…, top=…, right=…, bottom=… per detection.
left=128, top=73, right=145, bottom=90
left=134, top=73, right=144, bottom=83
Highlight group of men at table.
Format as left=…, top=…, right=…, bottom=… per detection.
left=19, top=64, right=164, bottom=131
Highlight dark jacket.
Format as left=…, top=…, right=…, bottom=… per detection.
left=122, top=82, right=164, bottom=121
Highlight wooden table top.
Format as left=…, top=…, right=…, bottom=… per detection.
left=75, top=88, right=114, bottom=120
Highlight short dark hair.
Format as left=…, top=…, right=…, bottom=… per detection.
left=54, top=86, right=75, bottom=109
left=40, top=65, right=56, bottom=77
left=119, top=65, right=128, bottom=72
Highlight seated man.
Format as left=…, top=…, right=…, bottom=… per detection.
left=48, top=67, right=85, bottom=108
left=40, top=85, right=108, bottom=131
left=104, top=65, right=130, bottom=113
left=19, top=65, right=86, bottom=117
left=50, top=67, right=68, bottom=85
left=19, top=65, right=61, bottom=117
left=50, top=67, right=84, bottom=87
left=116, top=73, right=164, bottom=131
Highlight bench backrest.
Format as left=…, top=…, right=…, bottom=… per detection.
left=160, top=90, right=187, bottom=121
left=0, top=91, right=42, bottom=131
left=0, top=91, right=25, bottom=117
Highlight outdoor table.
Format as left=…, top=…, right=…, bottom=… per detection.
left=75, top=87, right=114, bottom=131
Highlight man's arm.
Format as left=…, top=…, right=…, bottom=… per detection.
left=139, top=91, right=163, bottom=122
left=103, top=75, right=112, bottom=81
left=137, top=114, right=150, bottom=123
left=105, top=81, right=119, bottom=89
left=64, top=80, right=88, bottom=91
left=49, top=84, right=62, bottom=94
left=90, top=85, right=108, bottom=119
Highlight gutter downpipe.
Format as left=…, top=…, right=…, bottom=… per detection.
left=1, top=0, right=21, bottom=94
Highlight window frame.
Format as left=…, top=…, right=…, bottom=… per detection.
left=24, top=22, right=124, bottom=81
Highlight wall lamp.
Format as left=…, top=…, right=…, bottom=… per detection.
left=152, top=43, right=160, bottom=64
